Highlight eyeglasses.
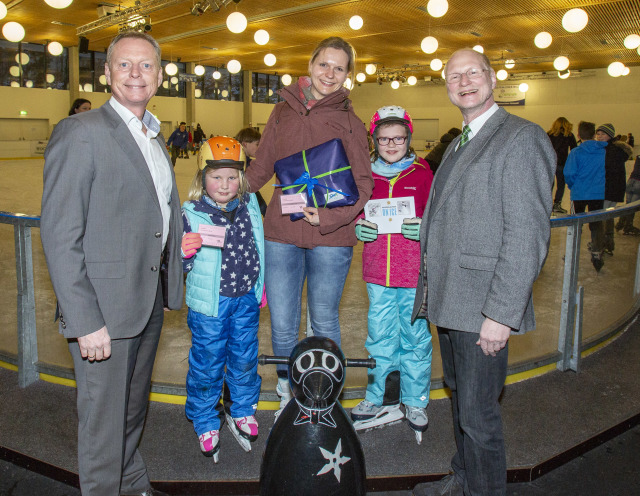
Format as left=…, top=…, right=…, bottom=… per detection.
left=376, top=136, right=407, bottom=146
left=446, top=68, right=489, bottom=84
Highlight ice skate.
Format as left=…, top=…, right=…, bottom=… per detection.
left=274, top=377, right=292, bottom=419
left=351, top=400, right=404, bottom=431
left=405, top=405, right=428, bottom=444
left=198, top=430, right=220, bottom=463
left=226, top=413, right=258, bottom=452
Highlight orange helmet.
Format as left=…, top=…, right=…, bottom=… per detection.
left=199, top=136, right=246, bottom=171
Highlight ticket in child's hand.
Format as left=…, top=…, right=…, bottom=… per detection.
left=280, top=193, right=307, bottom=214
left=198, top=225, right=227, bottom=248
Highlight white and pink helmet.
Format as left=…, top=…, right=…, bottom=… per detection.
left=369, top=105, right=414, bottom=136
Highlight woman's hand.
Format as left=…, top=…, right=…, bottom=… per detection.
left=302, top=207, right=320, bottom=226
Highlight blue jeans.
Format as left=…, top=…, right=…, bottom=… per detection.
left=265, top=241, right=353, bottom=374
left=438, top=327, right=508, bottom=496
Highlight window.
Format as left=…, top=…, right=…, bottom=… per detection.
left=252, top=72, right=284, bottom=103
left=0, top=40, right=68, bottom=89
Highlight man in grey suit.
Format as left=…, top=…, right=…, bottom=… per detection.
left=411, top=49, right=555, bottom=496
left=41, top=32, right=182, bottom=496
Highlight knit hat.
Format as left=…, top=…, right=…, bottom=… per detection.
left=597, top=123, right=615, bottom=139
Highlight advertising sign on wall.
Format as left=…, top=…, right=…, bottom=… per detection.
left=495, top=85, right=526, bottom=106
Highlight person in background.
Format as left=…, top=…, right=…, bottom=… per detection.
left=236, top=127, right=267, bottom=216
left=167, top=121, right=190, bottom=166
left=41, top=31, right=183, bottom=496
left=547, top=117, right=578, bottom=214
left=616, top=155, right=640, bottom=236
left=192, top=123, right=206, bottom=155
left=627, top=132, right=635, bottom=148
left=425, top=127, right=462, bottom=174
left=243, top=36, right=373, bottom=417
left=68, top=98, right=91, bottom=116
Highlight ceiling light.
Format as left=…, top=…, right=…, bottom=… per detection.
left=10, top=81, right=18, bottom=87
left=427, top=0, right=448, bottom=18
left=407, top=75, right=417, bottom=85
left=430, top=58, right=443, bottom=71
left=281, top=74, right=292, bottom=85
left=623, top=66, right=630, bottom=76
left=264, top=53, right=276, bottom=66
left=222, top=90, right=229, bottom=98
left=227, top=59, right=241, bottom=74
left=624, top=34, right=640, bottom=49
left=195, top=89, right=202, bottom=98
left=44, top=0, right=73, bottom=8
left=3, top=22, right=25, bottom=42
left=162, top=81, right=169, bottom=89
left=558, top=70, right=570, bottom=79
left=391, top=80, right=400, bottom=89
left=83, top=83, right=93, bottom=92
left=496, top=70, right=508, bottom=80
left=473, top=45, right=484, bottom=53
left=553, top=56, right=570, bottom=71
left=226, top=12, right=247, bottom=34
left=356, top=72, right=366, bottom=83
left=170, top=76, right=178, bottom=85
left=48, top=41, right=63, bottom=56
left=165, top=62, right=178, bottom=76
left=534, top=32, right=552, bottom=49
left=46, top=74, right=55, bottom=83
left=25, top=80, right=33, bottom=88
left=365, top=63, right=377, bottom=75
left=254, top=29, right=269, bottom=45
left=15, top=52, right=29, bottom=65
left=98, top=74, right=106, bottom=85
left=519, top=83, right=529, bottom=93
left=421, top=36, right=438, bottom=54
left=349, top=15, right=363, bottom=30
left=9, top=65, right=19, bottom=77
left=194, top=64, right=205, bottom=76
left=213, top=70, right=222, bottom=80
left=441, top=69, right=446, bottom=80
left=344, top=77, right=354, bottom=89
left=0, top=2, right=7, bottom=21
left=607, top=61, right=625, bottom=77
left=504, top=59, right=515, bottom=69
left=562, top=8, right=588, bottom=33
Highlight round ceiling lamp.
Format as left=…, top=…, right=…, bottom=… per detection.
left=46, top=73, right=55, bottom=83
left=165, top=62, right=178, bottom=76
left=227, top=59, right=241, bottom=74
left=3, top=22, right=25, bottom=42
left=264, top=53, right=276, bottom=66
left=496, top=69, right=508, bottom=81
left=519, top=83, right=529, bottom=93
left=213, top=70, right=222, bottom=80
left=25, top=80, right=33, bottom=88
left=624, top=34, right=640, bottom=49
left=504, top=59, right=515, bottom=69
left=170, top=76, right=178, bottom=85
left=83, top=83, right=93, bottom=92
left=194, top=64, right=205, bottom=76
left=356, top=72, right=366, bottom=83
left=427, top=0, right=448, bottom=18
left=349, top=15, right=363, bottom=30
left=421, top=36, right=438, bottom=54
left=441, top=69, right=446, bottom=80
left=98, top=74, right=106, bottom=85
left=254, top=29, right=269, bottom=45
left=391, top=80, right=400, bottom=89
left=562, top=8, right=588, bottom=33
left=0, top=2, right=7, bottom=20
left=44, top=0, right=73, bottom=8
left=430, top=58, right=443, bottom=71
left=407, top=75, right=417, bottom=85
left=281, top=74, right=292, bottom=85
left=534, top=32, right=552, bottom=49
left=221, top=89, right=229, bottom=98
left=473, top=45, right=484, bottom=53
left=15, top=52, right=29, bottom=65
left=9, top=65, right=20, bottom=77
left=226, top=11, right=247, bottom=34
left=623, top=66, right=630, bottom=76
left=195, top=89, right=202, bottom=98
left=558, top=70, right=571, bottom=79
left=607, top=61, right=625, bottom=77
left=48, top=41, right=63, bottom=56
left=365, top=63, right=377, bottom=75
left=162, top=81, right=169, bottom=89
left=553, top=56, right=570, bottom=71
left=10, top=81, right=18, bottom=87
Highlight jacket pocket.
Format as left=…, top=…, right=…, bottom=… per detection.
left=86, top=261, right=125, bottom=279
left=459, top=253, right=498, bottom=271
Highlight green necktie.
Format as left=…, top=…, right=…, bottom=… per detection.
left=459, top=125, right=471, bottom=148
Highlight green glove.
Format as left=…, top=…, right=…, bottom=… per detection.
left=355, top=219, right=378, bottom=242
left=401, top=218, right=421, bottom=241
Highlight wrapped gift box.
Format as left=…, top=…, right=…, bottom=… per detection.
left=274, top=138, right=359, bottom=221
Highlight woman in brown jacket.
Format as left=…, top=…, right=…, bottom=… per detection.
left=244, top=37, right=373, bottom=415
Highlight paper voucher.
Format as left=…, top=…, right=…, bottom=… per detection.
left=364, top=196, right=416, bottom=234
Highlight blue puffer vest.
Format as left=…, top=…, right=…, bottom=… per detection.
left=182, top=194, right=264, bottom=317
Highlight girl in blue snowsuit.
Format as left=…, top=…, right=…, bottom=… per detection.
left=181, top=136, right=264, bottom=462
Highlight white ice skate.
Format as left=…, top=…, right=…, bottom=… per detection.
left=274, top=378, right=292, bottom=419
left=405, top=405, right=428, bottom=444
left=351, top=400, right=404, bottom=432
left=198, top=430, right=220, bottom=463
left=226, top=414, right=259, bottom=452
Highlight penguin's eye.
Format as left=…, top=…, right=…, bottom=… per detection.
left=322, top=352, right=339, bottom=372
left=296, top=351, right=315, bottom=373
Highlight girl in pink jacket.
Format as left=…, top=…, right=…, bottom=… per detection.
left=351, top=106, right=433, bottom=444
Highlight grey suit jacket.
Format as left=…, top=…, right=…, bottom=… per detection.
left=412, top=107, right=555, bottom=334
left=41, top=103, right=183, bottom=339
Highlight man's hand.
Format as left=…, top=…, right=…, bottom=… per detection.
left=476, top=318, right=510, bottom=357
left=78, top=326, right=111, bottom=362
left=302, top=207, right=320, bottom=226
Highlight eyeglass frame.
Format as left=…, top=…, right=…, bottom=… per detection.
left=376, top=136, right=407, bottom=146
left=445, top=68, right=490, bottom=84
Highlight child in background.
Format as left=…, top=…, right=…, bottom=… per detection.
left=181, top=136, right=265, bottom=462
left=351, top=106, right=433, bottom=443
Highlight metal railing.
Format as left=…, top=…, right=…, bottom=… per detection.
left=2, top=202, right=640, bottom=390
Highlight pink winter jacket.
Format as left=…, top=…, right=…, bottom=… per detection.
left=361, top=158, right=433, bottom=288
